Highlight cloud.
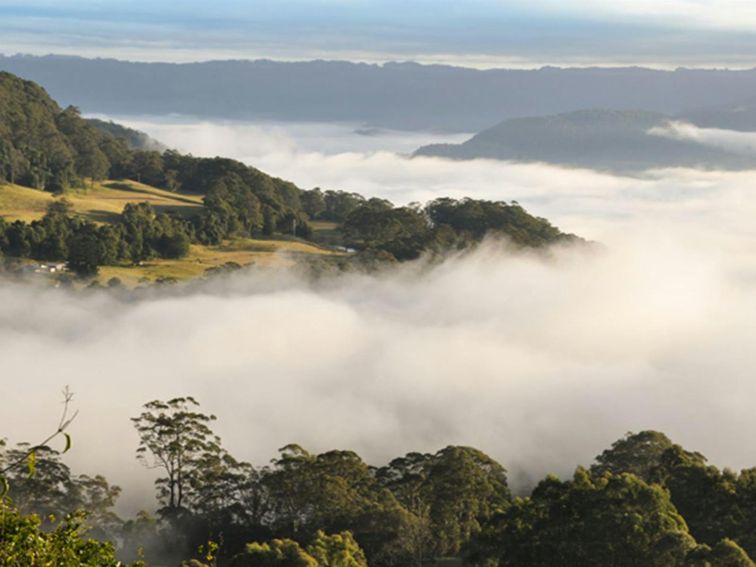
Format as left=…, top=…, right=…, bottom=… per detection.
left=105, top=116, right=756, bottom=240
left=534, top=0, right=756, bottom=31
left=4, top=1, right=756, bottom=67
left=650, top=120, right=756, bottom=155
left=3, top=120, right=756, bottom=516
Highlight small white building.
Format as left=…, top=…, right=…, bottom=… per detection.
left=35, top=262, right=67, bottom=274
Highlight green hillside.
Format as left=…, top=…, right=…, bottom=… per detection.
left=85, top=117, right=166, bottom=151
left=0, top=71, right=578, bottom=284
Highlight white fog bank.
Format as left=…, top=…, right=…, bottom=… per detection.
left=3, top=118, right=756, bottom=514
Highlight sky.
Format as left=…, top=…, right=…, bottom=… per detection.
left=2, top=0, right=756, bottom=68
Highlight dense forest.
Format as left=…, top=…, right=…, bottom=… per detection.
left=0, top=71, right=577, bottom=278
left=1, top=396, right=755, bottom=566
left=85, top=118, right=166, bottom=152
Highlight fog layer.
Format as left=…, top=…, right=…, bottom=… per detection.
left=652, top=120, right=756, bottom=155
left=2, top=120, right=755, bottom=514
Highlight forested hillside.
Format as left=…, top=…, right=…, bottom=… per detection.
left=0, top=72, right=577, bottom=280
left=86, top=118, right=166, bottom=152
left=1, top=398, right=754, bottom=566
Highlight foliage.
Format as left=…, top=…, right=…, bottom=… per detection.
left=0, top=200, right=194, bottom=275
left=469, top=467, right=745, bottom=567
left=589, top=430, right=756, bottom=560
left=230, top=538, right=318, bottom=567
left=131, top=397, right=225, bottom=513
left=86, top=118, right=165, bottom=152
left=229, top=531, right=368, bottom=567
left=376, top=446, right=511, bottom=558
left=0, top=502, right=141, bottom=567
left=307, top=531, right=369, bottom=567
left=0, top=73, right=134, bottom=191
left=8, top=396, right=756, bottom=567
left=342, top=197, right=578, bottom=261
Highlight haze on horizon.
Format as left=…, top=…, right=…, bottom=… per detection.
left=3, top=0, right=756, bottom=68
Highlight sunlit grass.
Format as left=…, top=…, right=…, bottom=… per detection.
left=97, top=238, right=345, bottom=286
left=0, top=179, right=204, bottom=223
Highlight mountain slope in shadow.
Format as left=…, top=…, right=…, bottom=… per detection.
left=414, top=109, right=756, bottom=172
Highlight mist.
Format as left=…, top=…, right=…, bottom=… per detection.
left=3, top=119, right=756, bottom=516
left=651, top=120, right=756, bottom=156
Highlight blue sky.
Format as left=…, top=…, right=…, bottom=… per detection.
left=2, top=0, right=756, bottom=67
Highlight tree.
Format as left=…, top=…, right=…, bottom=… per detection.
left=301, top=188, right=326, bottom=219
left=377, top=446, right=510, bottom=558
left=684, top=539, right=754, bottom=566
left=260, top=445, right=434, bottom=567
left=423, top=446, right=511, bottom=556
left=323, top=191, right=365, bottom=222
left=67, top=228, right=104, bottom=277
left=4, top=220, right=31, bottom=257
left=2, top=443, right=77, bottom=518
left=0, top=387, right=79, bottom=505
left=342, top=205, right=429, bottom=260
left=469, top=468, right=753, bottom=567
left=56, top=106, right=111, bottom=183
left=131, top=397, right=223, bottom=513
left=129, top=151, right=165, bottom=186
left=262, top=445, right=380, bottom=537
left=657, top=446, right=747, bottom=557
left=424, top=198, right=570, bottom=246
left=156, top=231, right=190, bottom=259
left=591, top=430, right=705, bottom=483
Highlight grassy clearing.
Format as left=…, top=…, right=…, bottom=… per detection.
left=0, top=180, right=204, bottom=223
left=1, top=181, right=349, bottom=286
left=0, top=183, right=55, bottom=222
left=97, top=238, right=344, bottom=286
left=68, top=181, right=204, bottom=222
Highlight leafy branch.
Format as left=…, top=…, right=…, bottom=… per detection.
left=0, top=387, right=78, bottom=495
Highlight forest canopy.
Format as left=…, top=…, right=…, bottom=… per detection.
left=1, top=398, right=754, bottom=567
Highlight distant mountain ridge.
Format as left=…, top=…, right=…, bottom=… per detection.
left=413, top=109, right=756, bottom=172
left=5, top=55, right=756, bottom=131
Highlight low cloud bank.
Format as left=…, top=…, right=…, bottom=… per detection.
left=3, top=119, right=756, bottom=515
left=650, top=120, right=756, bottom=155
left=3, top=224, right=755, bottom=515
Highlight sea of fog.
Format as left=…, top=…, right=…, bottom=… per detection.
left=2, top=117, right=756, bottom=514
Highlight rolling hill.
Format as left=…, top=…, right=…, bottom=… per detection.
left=0, top=180, right=202, bottom=223
left=414, top=109, right=756, bottom=172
